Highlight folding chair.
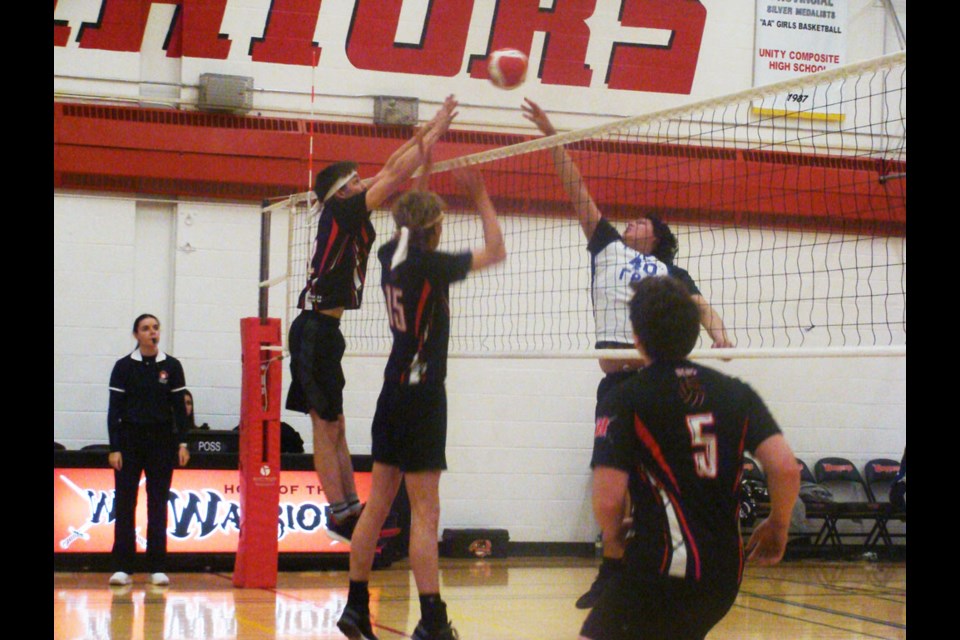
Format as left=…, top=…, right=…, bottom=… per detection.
left=813, top=457, right=880, bottom=549
left=794, top=458, right=838, bottom=547
left=863, top=458, right=906, bottom=548
left=739, top=456, right=768, bottom=527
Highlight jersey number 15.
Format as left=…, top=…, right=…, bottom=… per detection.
left=384, top=284, right=407, bottom=332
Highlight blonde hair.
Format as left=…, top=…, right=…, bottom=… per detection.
left=393, top=190, right=445, bottom=248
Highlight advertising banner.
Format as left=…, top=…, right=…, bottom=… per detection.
left=53, top=468, right=371, bottom=554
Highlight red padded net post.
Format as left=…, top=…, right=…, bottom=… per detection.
left=233, top=317, right=282, bottom=588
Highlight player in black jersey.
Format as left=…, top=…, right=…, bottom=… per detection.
left=336, top=169, right=506, bottom=640
left=522, top=98, right=733, bottom=607
left=287, top=96, right=459, bottom=543
left=580, top=276, right=799, bottom=640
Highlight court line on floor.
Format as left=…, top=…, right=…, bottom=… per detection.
left=739, top=590, right=906, bottom=630
left=744, top=572, right=906, bottom=603
left=733, top=602, right=902, bottom=640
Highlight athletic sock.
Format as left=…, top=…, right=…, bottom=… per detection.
left=599, top=556, right=624, bottom=577
left=347, top=580, right=370, bottom=614
left=419, top=593, right=448, bottom=631
left=330, top=501, right=351, bottom=523
left=346, top=494, right=362, bottom=515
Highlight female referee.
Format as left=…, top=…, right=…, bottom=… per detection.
left=106, top=313, right=190, bottom=587
left=336, top=169, right=506, bottom=640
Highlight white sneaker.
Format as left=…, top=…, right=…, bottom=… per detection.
left=109, top=571, right=132, bottom=586
left=150, top=572, right=170, bottom=586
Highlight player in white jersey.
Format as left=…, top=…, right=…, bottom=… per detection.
left=522, top=98, right=733, bottom=608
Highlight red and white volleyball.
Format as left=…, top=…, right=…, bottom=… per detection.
left=487, top=48, right=528, bottom=90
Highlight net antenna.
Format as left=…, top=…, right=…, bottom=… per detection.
left=262, top=52, right=905, bottom=362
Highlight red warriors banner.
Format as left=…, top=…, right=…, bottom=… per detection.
left=53, top=0, right=707, bottom=95
left=53, top=468, right=372, bottom=554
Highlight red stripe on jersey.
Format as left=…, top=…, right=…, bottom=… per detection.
left=633, top=415, right=682, bottom=495
left=414, top=280, right=432, bottom=336
left=634, top=418, right=701, bottom=581
left=317, top=219, right=340, bottom=274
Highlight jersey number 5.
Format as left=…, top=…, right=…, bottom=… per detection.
left=384, top=284, right=407, bottom=332
left=686, top=413, right=717, bottom=479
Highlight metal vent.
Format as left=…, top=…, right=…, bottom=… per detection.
left=198, top=74, right=254, bottom=113
left=373, top=96, right=419, bottom=126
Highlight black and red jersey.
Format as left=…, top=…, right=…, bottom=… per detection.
left=377, top=237, right=472, bottom=386
left=592, top=360, right=781, bottom=590
left=297, top=192, right=376, bottom=311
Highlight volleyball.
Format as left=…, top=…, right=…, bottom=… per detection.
left=487, top=48, right=528, bottom=90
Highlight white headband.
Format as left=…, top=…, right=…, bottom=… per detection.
left=323, top=170, right=359, bottom=202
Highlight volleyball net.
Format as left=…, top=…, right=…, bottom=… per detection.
left=264, top=51, right=906, bottom=359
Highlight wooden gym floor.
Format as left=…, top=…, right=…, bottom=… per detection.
left=54, top=556, right=906, bottom=639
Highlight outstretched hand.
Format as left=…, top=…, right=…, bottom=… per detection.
left=745, top=517, right=789, bottom=565
left=453, top=166, right=487, bottom=201
left=429, top=94, right=459, bottom=135
left=522, top=98, right=557, bottom=136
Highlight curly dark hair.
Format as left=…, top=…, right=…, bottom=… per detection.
left=629, top=276, right=700, bottom=361
left=647, top=215, right=678, bottom=264
left=314, top=161, right=359, bottom=202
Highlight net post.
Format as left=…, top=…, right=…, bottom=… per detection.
left=259, top=199, right=271, bottom=323
left=234, top=199, right=283, bottom=588
left=233, top=317, right=283, bottom=588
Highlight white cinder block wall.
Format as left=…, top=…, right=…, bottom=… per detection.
left=53, top=194, right=906, bottom=543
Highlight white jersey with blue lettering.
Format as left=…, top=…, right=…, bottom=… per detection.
left=588, top=218, right=670, bottom=346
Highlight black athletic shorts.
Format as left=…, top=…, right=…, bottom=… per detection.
left=580, top=574, right=738, bottom=640
left=285, top=311, right=346, bottom=421
left=371, top=382, right=447, bottom=472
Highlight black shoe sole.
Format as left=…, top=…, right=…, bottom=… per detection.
left=336, top=619, right=377, bottom=640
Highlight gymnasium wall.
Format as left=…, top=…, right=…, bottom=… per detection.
left=54, top=0, right=903, bottom=129
left=54, top=0, right=907, bottom=543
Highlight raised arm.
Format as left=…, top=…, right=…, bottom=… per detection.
left=692, top=293, right=733, bottom=348
left=746, top=434, right=800, bottom=565
left=455, top=167, right=506, bottom=272
left=366, top=95, right=459, bottom=210
left=362, top=102, right=447, bottom=189
left=522, top=98, right=602, bottom=242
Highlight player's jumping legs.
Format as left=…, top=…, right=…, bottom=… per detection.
left=311, top=410, right=352, bottom=505
left=335, top=414, right=360, bottom=499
